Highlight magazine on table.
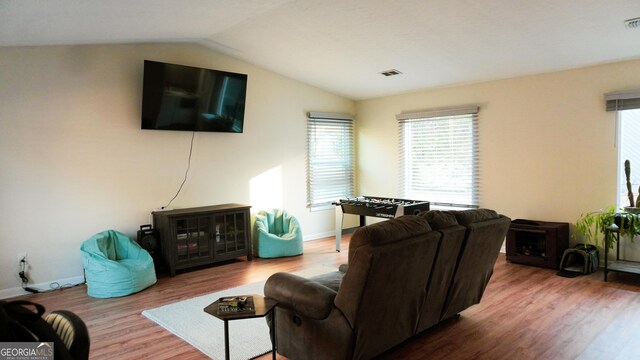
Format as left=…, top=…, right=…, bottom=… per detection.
left=217, top=295, right=255, bottom=314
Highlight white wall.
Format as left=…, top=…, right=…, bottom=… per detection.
left=357, top=59, right=640, bottom=228
left=4, top=42, right=640, bottom=296
left=0, top=43, right=354, bottom=295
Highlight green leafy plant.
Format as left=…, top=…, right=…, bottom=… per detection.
left=575, top=206, right=640, bottom=248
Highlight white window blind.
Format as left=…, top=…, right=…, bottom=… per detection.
left=307, top=112, right=355, bottom=209
left=604, top=89, right=640, bottom=208
left=617, top=109, right=640, bottom=208
left=605, top=89, right=640, bottom=112
left=398, top=106, right=479, bottom=208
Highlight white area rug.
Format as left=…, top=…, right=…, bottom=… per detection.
left=142, top=266, right=335, bottom=360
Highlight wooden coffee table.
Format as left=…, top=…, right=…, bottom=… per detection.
left=204, top=294, right=278, bottom=360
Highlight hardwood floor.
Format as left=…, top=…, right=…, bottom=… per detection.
left=8, top=235, right=640, bottom=359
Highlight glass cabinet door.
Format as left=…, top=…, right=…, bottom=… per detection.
left=214, top=212, right=247, bottom=257
left=175, top=216, right=211, bottom=263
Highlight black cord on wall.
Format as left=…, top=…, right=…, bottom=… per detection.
left=19, top=258, right=39, bottom=293
left=162, top=131, right=195, bottom=209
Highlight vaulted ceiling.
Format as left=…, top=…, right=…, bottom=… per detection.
left=2, top=0, right=640, bottom=99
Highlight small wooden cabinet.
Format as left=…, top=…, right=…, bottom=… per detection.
left=506, top=220, right=569, bottom=269
left=153, top=204, right=252, bottom=276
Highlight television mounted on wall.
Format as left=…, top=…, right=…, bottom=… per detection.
left=141, top=60, right=247, bottom=133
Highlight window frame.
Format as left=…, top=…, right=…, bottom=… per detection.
left=616, top=109, right=640, bottom=209
left=306, top=112, right=355, bottom=210
left=397, top=105, right=479, bottom=208
left=606, top=89, right=640, bottom=209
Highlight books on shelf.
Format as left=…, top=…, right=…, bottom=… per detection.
left=176, top=231, right=207, bottom=240
left=217, top=296, right=255, bottom=314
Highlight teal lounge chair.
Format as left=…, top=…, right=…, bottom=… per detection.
left=80, top=230, right=157, bottom=298
left=253, top=209, right=303, bottom=258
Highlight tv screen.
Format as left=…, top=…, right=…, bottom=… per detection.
left=141, top=60, right=247, bottom=133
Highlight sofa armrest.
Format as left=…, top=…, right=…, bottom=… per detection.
left=264, top=272, right=336, bottom=320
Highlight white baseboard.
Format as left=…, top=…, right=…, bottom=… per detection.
left=1, top=233, right=334, bottom=299
left=303, top=231, right=335, bottom=241
left=303, top=227, right=357, bottom=242
left=0, top=275, right=85, bottom=300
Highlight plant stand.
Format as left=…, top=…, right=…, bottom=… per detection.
left=604, top=225, right=640, bottom=281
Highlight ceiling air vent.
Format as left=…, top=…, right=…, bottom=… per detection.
left=625, top=17, right=640, bottom=29
left=380, top=69, right=402, bottom=77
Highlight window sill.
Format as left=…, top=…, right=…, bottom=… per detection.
left=429, top=203, right=478, bottom=211
left=309, top=204, right=335, bottom=212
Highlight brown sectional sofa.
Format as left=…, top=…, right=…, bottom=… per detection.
left=264, top=209, right=511, bottom=360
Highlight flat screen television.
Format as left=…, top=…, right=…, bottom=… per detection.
left=141, top=60, right=247, bottom=133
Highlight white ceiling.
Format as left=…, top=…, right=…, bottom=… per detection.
left=2, top=0, right=640, bottom=100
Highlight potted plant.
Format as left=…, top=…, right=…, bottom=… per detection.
left=574, top=206, right=640, bottom=249
left=574, top=159, right=640, bottom=248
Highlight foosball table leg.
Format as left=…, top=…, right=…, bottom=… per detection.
left=335, top=205, right=343, bottom=252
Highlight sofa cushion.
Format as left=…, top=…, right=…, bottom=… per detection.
left=348, top=216, right=432, bottom=266
left=309, top=271, right=344, bottom=292
left=453, top=209, right=499, bottom=226
left=440, top=215, right=511, bottom=320
left=339, top=215, right=440, bottom=360
left=352, top=215, right=431, bottom=246
left=264, top=272, right=336, bottom=320
left=418, top=210, right=459, bottom=229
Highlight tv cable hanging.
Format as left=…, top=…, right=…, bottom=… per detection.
left=162, top=131, right=195, bottom=209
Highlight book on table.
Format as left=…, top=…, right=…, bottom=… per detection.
left=217, top=296, right=255, bottom=314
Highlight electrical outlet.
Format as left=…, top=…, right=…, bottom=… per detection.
left=17, top=252, right=27, bottom=262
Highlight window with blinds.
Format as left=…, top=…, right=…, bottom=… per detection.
left=617, top=109, right=640, bottom=208
left=307, top=112, right=355, bottom=209
left=607, top=89, right=640, bottom=208
left=397, top=106, right=479, bottom=208
left=606, top=89, right=640, bottom=112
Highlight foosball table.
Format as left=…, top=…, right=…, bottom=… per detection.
left=333, top=196, right=430, bottom=251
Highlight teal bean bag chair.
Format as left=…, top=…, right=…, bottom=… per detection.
left=253, top=209, right=303, bottom=258
left=80, top=230, right=157, bottom=298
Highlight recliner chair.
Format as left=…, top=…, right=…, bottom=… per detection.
left=45, top=310, right=90, bottom=360
left=253, top=209, right=303, bottom=258
left=263, top=209, right=511, bottom=359
left=1, top=300, right=90, bottom=360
